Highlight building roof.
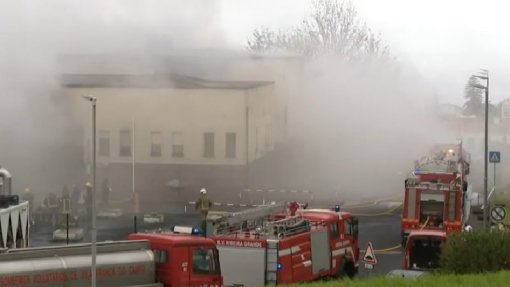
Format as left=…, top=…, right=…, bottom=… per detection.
left=60, top=73, right=274, bottom=90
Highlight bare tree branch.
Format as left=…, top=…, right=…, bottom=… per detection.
left=247, top=0, right=390, bottom=61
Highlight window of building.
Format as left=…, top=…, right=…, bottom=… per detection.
left=150, top=132, right=162, bottom=157
left=119, top=129, right=132, bottom=157
left=225, top=132, right=236, bottom=158
left=172, top=132, right=184, bottom=158
left=203, top=132, right=215, bottom=158
left=98, top=130, right=110, bottom=157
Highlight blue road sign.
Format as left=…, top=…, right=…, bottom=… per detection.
left=489, top=151, right=501, bottom=163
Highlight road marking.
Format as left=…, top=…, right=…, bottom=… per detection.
left=360, top=244, right=402, bottom=254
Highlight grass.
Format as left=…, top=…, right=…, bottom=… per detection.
left=287, top=271, right=510, bottom=287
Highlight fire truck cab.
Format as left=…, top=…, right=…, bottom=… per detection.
left=207, top=202, right=359, bottom=286
left=402, top=230, right=447, bottom=270
left=401, top=143, right=471, bottom=245
left=0, top=232, right=223, bottom=287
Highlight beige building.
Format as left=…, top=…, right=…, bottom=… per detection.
left=61, top=72, right=275, bottom=208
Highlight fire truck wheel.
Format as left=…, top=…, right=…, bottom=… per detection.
left=337, top=260, right=356, bottom=279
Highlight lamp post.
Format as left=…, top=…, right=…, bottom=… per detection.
left=471, top=70, right=489, bottom=230
left=83, top=95, right=97, bottom=287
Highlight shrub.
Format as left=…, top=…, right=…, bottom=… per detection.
left=439, top=230, right=510, bottom=274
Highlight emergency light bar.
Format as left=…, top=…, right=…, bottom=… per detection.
left=171, top=226, right=204, bottom=235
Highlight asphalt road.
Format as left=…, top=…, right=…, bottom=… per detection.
left=29, top=200, right=404, bottom=278
left=351, top=203, right=403, bottom=277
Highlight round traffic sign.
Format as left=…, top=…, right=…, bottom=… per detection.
left=491, top=206, right=506, bottom=222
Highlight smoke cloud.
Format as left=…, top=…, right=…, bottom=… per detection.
left=0, top=0, right=225, bottom=196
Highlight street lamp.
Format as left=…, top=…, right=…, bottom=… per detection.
left=470, top=70, right=489, bottom=230
left=82, top=95, right=97, bottom=287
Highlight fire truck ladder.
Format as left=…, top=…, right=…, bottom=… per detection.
left=265, top=239, right=278, bottom=284
left=210, top=203, right=287, bottom=235
left=264, top=216, right=310, bottom=238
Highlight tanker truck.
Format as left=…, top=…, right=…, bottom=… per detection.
left=0, top=231, right=222, bottom=287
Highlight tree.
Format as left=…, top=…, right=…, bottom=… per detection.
left=247, top=0, right=389, bottom=60
left=462, top=75, right=484, bottom=117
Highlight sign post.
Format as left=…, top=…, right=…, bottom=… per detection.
left=489, top=151, right=500, bottom=208
left=491, top=206, right=506, bottom=222
left=363, top=241, right=377, bottom=275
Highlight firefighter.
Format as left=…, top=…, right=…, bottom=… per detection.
left=195, top=188, right=212, bottom=236
left=195, top=188, right=212, bottom=216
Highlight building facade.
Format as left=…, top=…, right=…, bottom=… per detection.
left=61, top=72, right=275, bottom=210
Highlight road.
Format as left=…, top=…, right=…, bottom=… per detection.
left=29, top=200, right=404, bottom=278
left=350, top=202, right=402, bottom=277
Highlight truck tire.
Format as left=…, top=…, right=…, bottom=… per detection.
left=337, top=260, right=356, bottom=279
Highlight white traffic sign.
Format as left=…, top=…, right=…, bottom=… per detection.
left=489, top=151, right=501, bottom=163
left=491, top=206, right=506, bottom=222
left=363, top=241, right=377, bottom=265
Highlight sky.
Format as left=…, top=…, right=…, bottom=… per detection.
left=220, top=0, right=510, bottom=105
left=0, top=0, right=505, bottom=194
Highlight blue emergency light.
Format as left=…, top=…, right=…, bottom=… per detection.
left=192, top=227, right=204, bottom=236
left=277, top=263, right=282, bottom=270
left=335, top=204, right=341, bottom=212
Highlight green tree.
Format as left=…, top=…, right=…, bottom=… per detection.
left=463, top=75, right=484, bottom=117
left=247, top=0, right=389, bottom=60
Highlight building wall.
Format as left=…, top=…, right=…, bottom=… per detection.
left=62, top=85, right=274, bottom=204
left=64, top=86, right=274, bottom=167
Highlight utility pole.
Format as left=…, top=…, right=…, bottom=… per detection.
left=472, top=70, right=489, bottom=230
left=83, top=95, right=97, bottom=287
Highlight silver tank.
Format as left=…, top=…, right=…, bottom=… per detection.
left=0, top=166, right=12, bottom=195
left=0, top=240, right=155, bottom=287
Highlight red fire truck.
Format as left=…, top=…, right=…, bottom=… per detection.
left=206, top=202, right=359, bottom=286
left=0, top=231, right=222, bottom=287
left=401, top=143, right=471, bottom=245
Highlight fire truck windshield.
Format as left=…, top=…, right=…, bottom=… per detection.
left=192, top=248, right=220, bottom=275
left=419, top=201, right=444, bottom=228
left=409, top=237, right=443, bottom=270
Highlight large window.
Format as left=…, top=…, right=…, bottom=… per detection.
left=98, top=130, right=110, bottom=157
left=225, top=132, right=236, bottom=158
left=203, top=133, right=215, bottom=158
left=119, top=129, right=132, bottom=157
left=192, top=249, right=220, bottom=275
left=172, top=132, right=184, bottom=158
left=150, top=132, right=162, bottom=157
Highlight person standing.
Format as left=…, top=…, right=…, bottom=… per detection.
left=195, top=188, right=212, bottom=236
